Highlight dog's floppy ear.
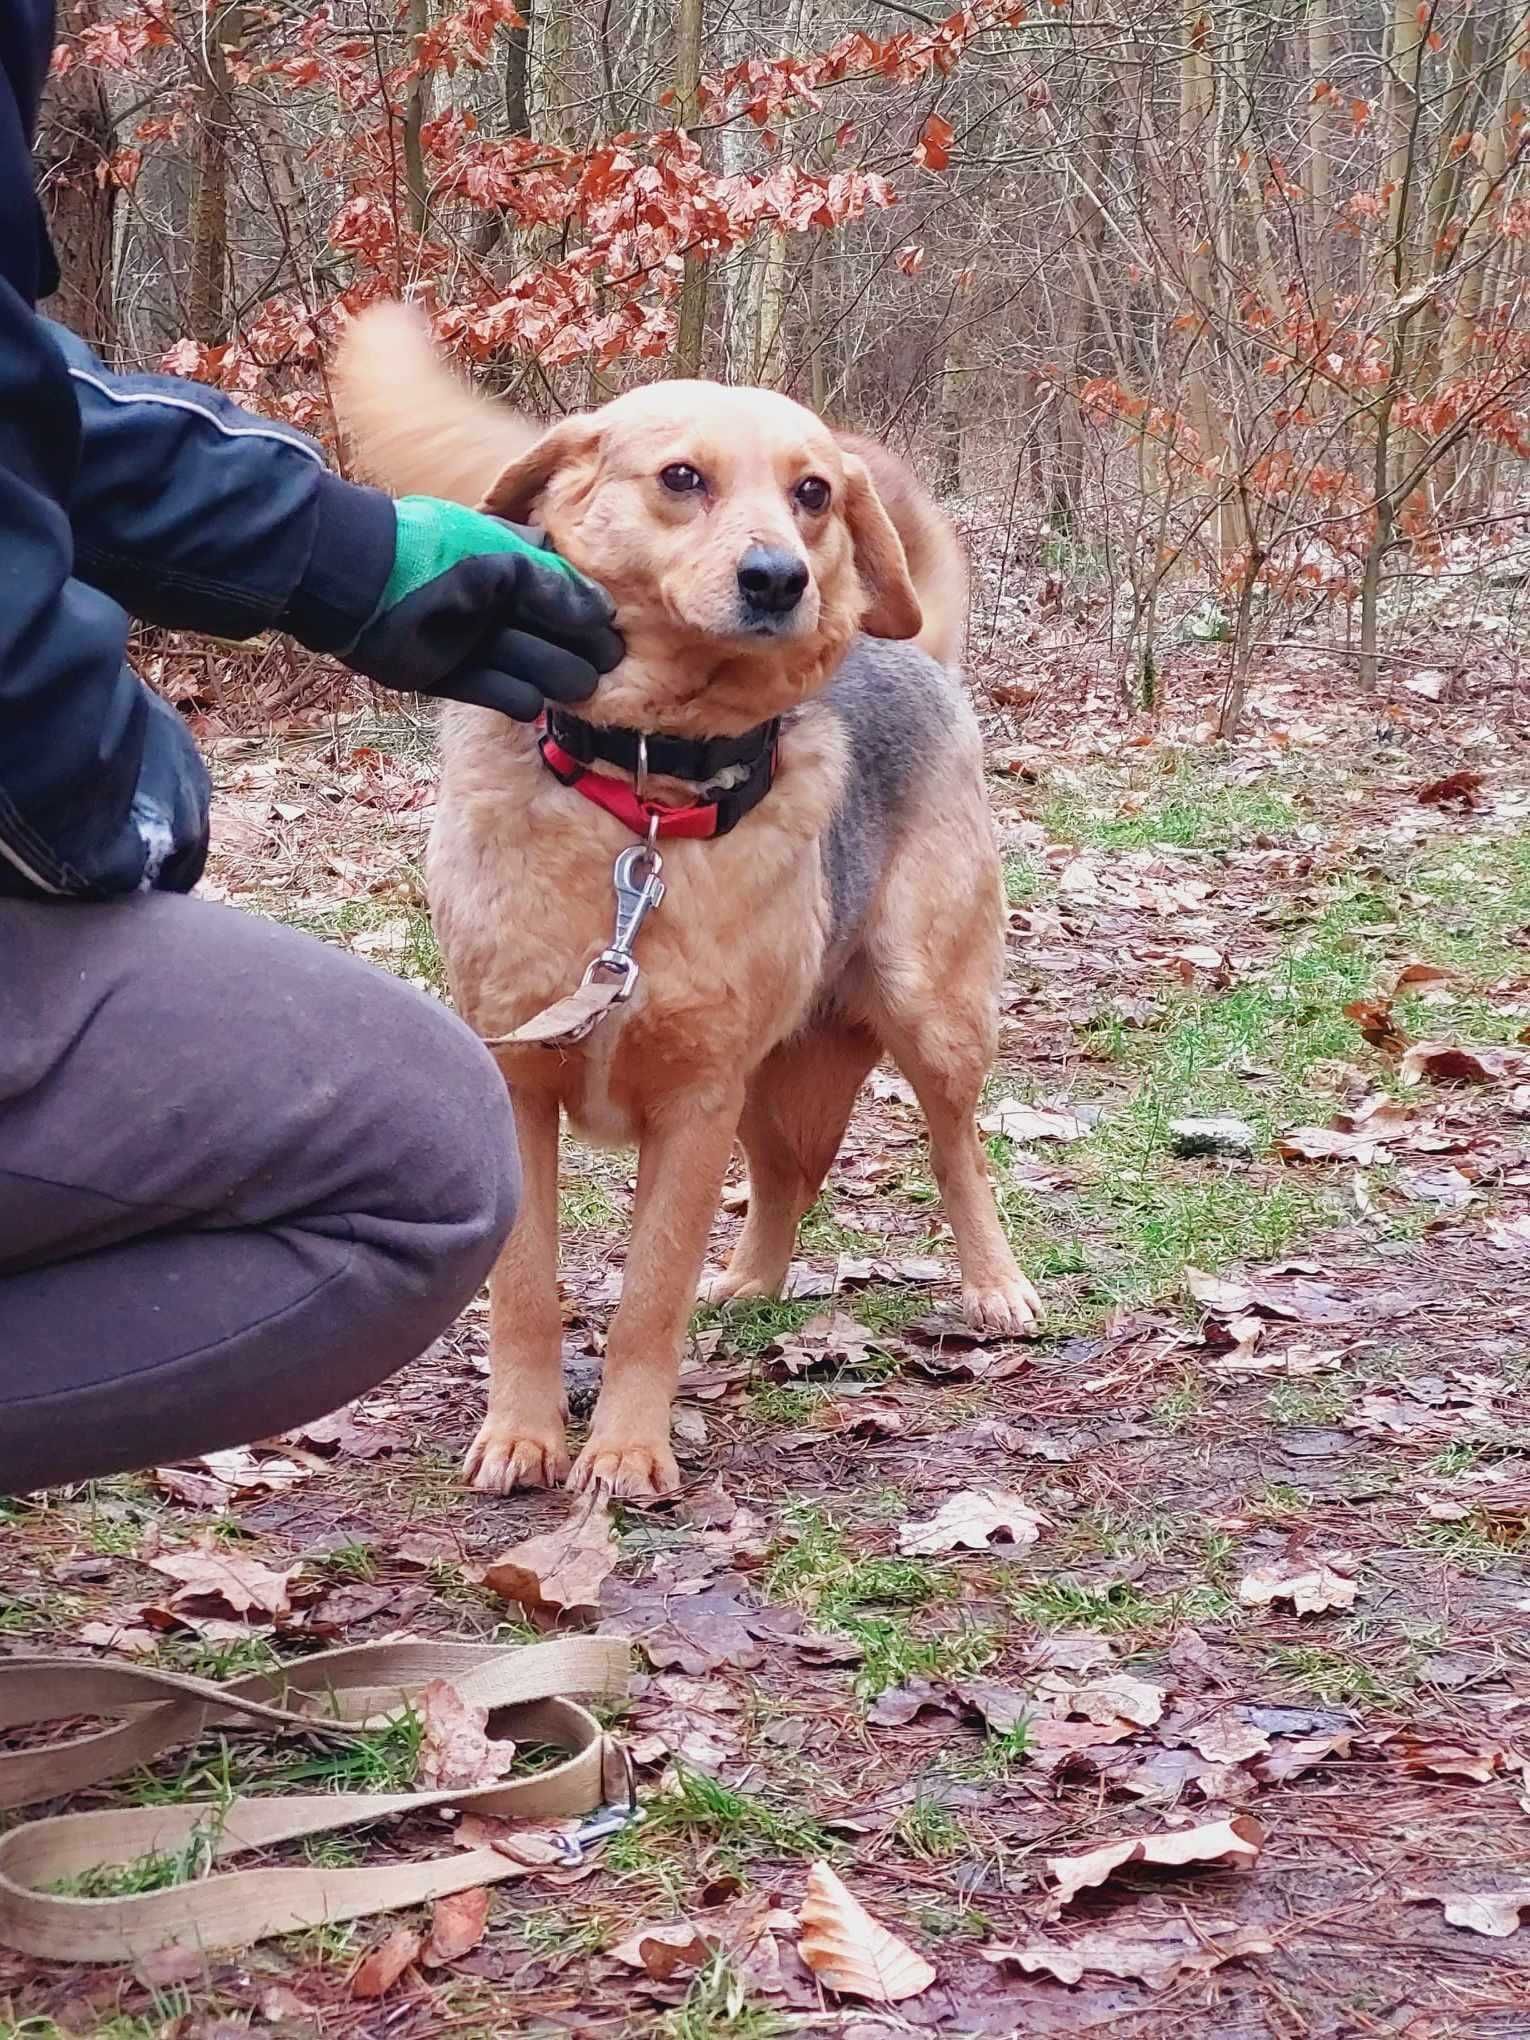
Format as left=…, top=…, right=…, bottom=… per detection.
left=480, top=416, right=602, bottom=523
left=839, top=453, right=922, bottom=640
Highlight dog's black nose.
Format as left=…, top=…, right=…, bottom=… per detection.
left=737, top=545, right=809, bottom=616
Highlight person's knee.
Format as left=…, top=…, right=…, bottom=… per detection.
left=372, top=992, right=520, bottom=1297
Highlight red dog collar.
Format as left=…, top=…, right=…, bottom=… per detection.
left=537, top=719, right=779, bottom=840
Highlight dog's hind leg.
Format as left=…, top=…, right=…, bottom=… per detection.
left=703, top=1022, right=879, bottom=1305
left=463, top=1087, right=571, bottom=1492
left=867, top=755, right=1042, bottom=1337
left=571, top=1088, right=743, bottom=1498
left=880, top=1007, right=1042, bottom=1335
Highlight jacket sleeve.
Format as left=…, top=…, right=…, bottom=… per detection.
left=0, top=273, right=186, bottom=899
left=44, top=322, right=397, bottom=653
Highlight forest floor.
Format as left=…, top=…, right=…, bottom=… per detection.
left=6, top=575, right=1530, bottom=2038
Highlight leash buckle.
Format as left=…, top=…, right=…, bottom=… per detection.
left=566, top=843, right=665, bottom=1020
left=609, top=844, right=666, bottom=957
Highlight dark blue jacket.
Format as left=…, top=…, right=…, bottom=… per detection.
left=1, top=1, right=394, bottom=899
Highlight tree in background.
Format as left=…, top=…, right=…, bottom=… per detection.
left=49, top=0, right=1530, bottom=727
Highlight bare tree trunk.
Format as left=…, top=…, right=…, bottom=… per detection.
left=1050, top=62, right=1115, bottom=524
left=1442, top=36, right=1521, bottom=387
left=37, top=12, right=117, bottom=351
left=755, top=232, right=787, bottom=385
left=473, top=0, right=532, bottom=255
left=1305, top=0, right=1332, bottom=324
left=188, top=3, right=244, bottom=344
left=402, top=0, right=432, bottom=234
left=538, top=0, right=575, bottom=146
left=671, top=0, right=708, bottom=377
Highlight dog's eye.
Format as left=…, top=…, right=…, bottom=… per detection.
left=795, top=476, right=832, bottom=513
left=659, top=463, right=705, bottom=495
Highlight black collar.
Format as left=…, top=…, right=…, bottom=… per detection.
left=539, top=709, right=781, bottom=840
left=543, top=709, right=778, bottom=785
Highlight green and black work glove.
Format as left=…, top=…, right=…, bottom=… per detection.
left=342, top=497, right=623, bottom=720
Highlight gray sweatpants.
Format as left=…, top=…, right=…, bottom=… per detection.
left=0, top=892, right=518, bottom=1494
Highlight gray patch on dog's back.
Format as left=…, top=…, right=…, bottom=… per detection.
left=819, top=636, right=961, bottom=949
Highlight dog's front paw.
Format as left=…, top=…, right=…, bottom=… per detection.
left=463, top=1417, right=571, bottom=1493
left=568, top=1435, right=681, bottom=1498
left=964, top=1272, right=1044, bottom=1336
left=698, top=1268, right=775, bottom=1307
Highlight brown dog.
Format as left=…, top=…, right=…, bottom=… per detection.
left=333, top=306, right=1040, bottom=1497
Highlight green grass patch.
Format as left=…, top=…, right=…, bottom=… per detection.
left=892, top=1793, right=969, bottom=1860
left=639, top=1765, right=829, bottom=1861
left=1263, top=1642, right=1394, bottom=1707
left=1041, top=758, right=1297, bottom=852
left=1266, top=1376, right=1353, bottom=1426
left=1009, top=1578, right=1240, bottom=1635
left=764, top=1507, right=995, bottom=1696
left=658, top=1956, right=787, bottom=2040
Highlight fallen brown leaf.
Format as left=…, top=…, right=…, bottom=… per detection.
left=611, top=1921, right=712, bottom=1980
left=349, top=1924, right=422, bottom=1998
left=833, top=1254, right=950, bottom=1290
left=1238, top=1558, right=1357, bottom=1615
left=1419, top=1889, right=1530, bottom=1938
left=484, top=1493, right=616, bottom=1621
left=797, top=1861, right=935, bottom=2003
left=1184, top=1267, right=1256, bottom=1314
left=289, top=1406, right=405, bottom=1458
left=1344, top=997, right=1408, bottom=1053
left=1399, top=1040, right=1504, bottom=1087
left=1048, top=1815, right=1264, bottom=1906
left=1187, top=1709, right=1272, bottom=1764
left=978, top=1098, right=1091, bottom=1143
left=600, top=1579, right=764, bottom=1675
left=897, top=1487, right=1044, bottom=1554
left=1391, top=1735, right=1502, bottom=1783
left=1413, top=768, right=1484, bottom=810
left=984, top=1921, right=1272, bottom=1991
left=1048, top=1670, right=1166, bottom=1728
left=78, top=1615, right=160, bottom=1656
left=415, top=1679, right=514, bottom=1790
left=147, top=1547, right=296, bottom=1619
left=423, top=1887, right=490, bottom=1966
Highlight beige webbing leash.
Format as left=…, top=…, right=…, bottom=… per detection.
left=0, top=1636, right=632, bottom=1963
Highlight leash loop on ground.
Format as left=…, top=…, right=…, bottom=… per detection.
left=0, top=1636, right=631, bottom=1964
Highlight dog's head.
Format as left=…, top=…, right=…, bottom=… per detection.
left=480, top=382, right=922, bottom=729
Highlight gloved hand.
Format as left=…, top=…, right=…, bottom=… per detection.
left=131, top=685, right=211, bottom=894
left=342, top=497, right=623, bottom=720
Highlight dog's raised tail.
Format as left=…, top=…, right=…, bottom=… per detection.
left=834, top=430, right=969, bottom=669
left=330, top=302, right=540, bottom=508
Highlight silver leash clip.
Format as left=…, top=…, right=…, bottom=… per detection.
left=578, top=843, right=665, bottom=1007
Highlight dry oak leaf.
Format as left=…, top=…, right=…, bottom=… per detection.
left=611, top=1921, right=712, bottom=1980
left=1184, top=1266, right=1257, bottom=1314
left=415, top=1678, right=514, bottom=1790
left=1187, top=1709, right=1273, bottom=1764
left=147, top=1547, right=296, bottom=1619
left=1049, top=1816, right=1264, bottom=1906
left=348, top=1924, right=422, bottom=1999
left=1413, top=768, right=1484, bottom=810
left=483, top=1492, right=616, bottom=1620
left=984, top=1921, right=1272, bottom=1991
left=897, top=1487, right=1043, bottom=1555
left=1399, top=1040, right=1505, bottom=1087
left=1046, top=1670, right=1166, bottom=1728
left=1238, top=1558, right=1357, bottom=1615
left=1344, top=997, right=1408, bottom=1054
left=978, top=1097, right=1090, bottom=1143
left=798, top=1861, right=935, bottom=2003
left=423, top=1887, right=490, bottom=1966
left=1409, top=1889, right=1530, bottom=1938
